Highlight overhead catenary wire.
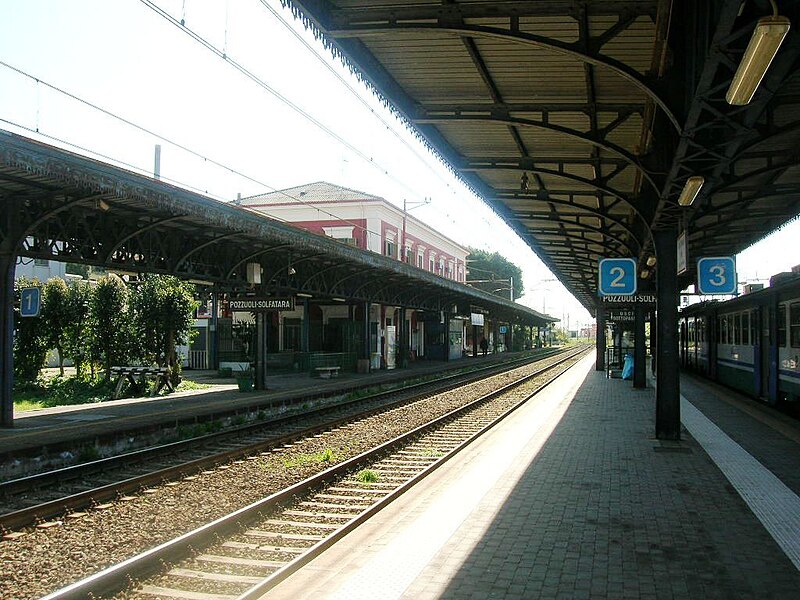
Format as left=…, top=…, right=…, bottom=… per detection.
left=1, top=2, right=483, bottom=259
left=139, top=0, right=474, bottom=232
left=0, top=61, right=390, bottom=246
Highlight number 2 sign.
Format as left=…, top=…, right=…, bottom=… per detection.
left=598, top=258, right=637, bottom=296
left=697, top=257, right=737, bottom=295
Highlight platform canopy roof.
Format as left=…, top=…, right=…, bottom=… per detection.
left=283, top=0, right=800, bottom=311
left=0, top=129, right=554, bottom=326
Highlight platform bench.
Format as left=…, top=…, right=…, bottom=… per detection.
left=314, top=366, right=340, bottom=379
left=110, top=366, right=175, bottom=400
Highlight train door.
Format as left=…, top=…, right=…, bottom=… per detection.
left=759, top=304, right=775, bottom=402
left=757, top=306, right=770, bottom=399
left=680, top=319, right=687, bottom=367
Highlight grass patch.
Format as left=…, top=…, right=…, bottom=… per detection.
left=356, top=468, right=380, bottom=483
left=173, top=379, right=212, bottom=392
left=13, top=398, right=47, bottom=412
left=283, top=448, right=338, bottom=468
left=421, top=447, right=444, bottom=458
left=13, top=376, right=115, bottom=409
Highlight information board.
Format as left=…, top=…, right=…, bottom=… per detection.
left=20, top=287, right=41, bottom=317
left=229, top=297, right=296, bottom=311
left=598, top=258, right=637, bottom=296
left=697, top=257, right=737, bottom=295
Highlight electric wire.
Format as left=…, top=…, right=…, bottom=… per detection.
left=139, top=0, right=473, bottom=232
left=0, top=62, right=389, bottom=247
left=256, top=0, right=454, bottom=188
left=1, top=0, right=474, bottom=265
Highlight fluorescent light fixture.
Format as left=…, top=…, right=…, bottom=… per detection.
left=296, top=292, right=313, bottom=298
left=646, top=256, right=657, bottom=267
left=726, top=15, right=791, bottom=105
left=332, top=297, right=346, bottom=302
left=677, top=175, right=705, bottom=207
left=640, top=269, right=650, bottom=279
left=188, top=279, right=214, bottom=286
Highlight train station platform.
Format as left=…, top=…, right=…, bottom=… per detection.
left=263, top=353, right=800, bottom=600
left=0, top=352, right=519, bottom=461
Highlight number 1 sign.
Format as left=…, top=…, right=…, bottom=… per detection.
left=20, top=287, right=41, bottom=317
left=697, top=257, right=737, bottom=295
left=598, top=258, right=637, bottom=296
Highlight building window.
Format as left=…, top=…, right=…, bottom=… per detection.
left=741, top=312, right=749, bottom=345
left=34, top=258, right=49, bottom=267
left=417, top=252, right=424, bottom=268
left=385, top=239, right=396, bottom=259
left=790, top=302, right=800, bottom=348
left=778, top=304, right=786, bottom=347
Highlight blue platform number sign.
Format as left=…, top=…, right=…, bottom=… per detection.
left=20, top=287, right=41, bottom=318
left=697, top=257, right=737, bottom=295
left=598, top=258, right=637, bottom=296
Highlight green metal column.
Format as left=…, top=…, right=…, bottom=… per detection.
left=0, top=250, right=15, bottom=428
left=654, top=228, right=680, bottom=440
left=595, top=307, right=606, bottom=371
left=634, top=304, right=647, bottom=388
left=301, top=299, right=309, bottom=353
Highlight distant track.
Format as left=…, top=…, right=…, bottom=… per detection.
left=0, top=350, right=565, bottom=532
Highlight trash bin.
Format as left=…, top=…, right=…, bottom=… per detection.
left=622, top=353, right=634, bottom=380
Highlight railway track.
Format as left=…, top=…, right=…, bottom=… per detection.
left=40, top=346, right=589, bottom=600
left=0, top=350, right=563, bottom=532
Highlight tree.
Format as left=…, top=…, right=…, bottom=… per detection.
left=91, top=274, right=131, bottom=380
left=41, top=277, right=71, bottom=376
left=465, top=248, right=524, bottom=301
left=131, top=275, right=197, bottom=382
left=13, top=277, right=48, bottom=383
left=64, top=279, right=93, bottom=379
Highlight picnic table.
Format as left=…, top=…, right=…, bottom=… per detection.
left=111, top=366, right=175, bottom=400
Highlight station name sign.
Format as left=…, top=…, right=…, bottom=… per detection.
left=229, top=297, right=296, bottom=311
left=601, top=294, right=656, bottom=304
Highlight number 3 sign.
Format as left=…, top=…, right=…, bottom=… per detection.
left=598, top=258, right=637, bottom=296
left=697, top=257, right=737, bottom=295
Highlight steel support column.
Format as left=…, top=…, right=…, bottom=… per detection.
left=444, top=312, right=451, bottom=362
left=210, top=292, right=219, bottom=370
left=650, top=310, right=657, bottom=377
left=399, top=307, right=407, bottom=368
left=654, top=228, right=680, bottom=440
left=595, top=307, right=606, bottom=371
left=634, top=304, right=647, bottom=388
left=301, top=299, right=310, bottom=353
left=255, top=312, right=268, bottom=391
left=0, top=251, right=15, bottom=428
left=362, top=301, right=371, bottom=366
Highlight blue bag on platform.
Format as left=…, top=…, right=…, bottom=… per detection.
left=622, top=353, right=634, bottom=380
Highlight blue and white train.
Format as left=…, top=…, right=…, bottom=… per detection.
left=678, top=272, right=800, bottom=407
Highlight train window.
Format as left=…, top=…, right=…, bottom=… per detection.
left=733, top=313, right=741, bottom=345
left=751, top=310, right=759, bottom=344
left=721, top=315, right=729, bottom=344
left=741, top=312, right=749, bottom=345
left=790, top=303, right=800, bottom=348
left=778, top=304, right=787, bottom=347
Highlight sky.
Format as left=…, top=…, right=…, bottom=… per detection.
left=1, top=0, right=798, bottom=332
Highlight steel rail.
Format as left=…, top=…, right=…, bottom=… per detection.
left=1, top=350, right=563, bottom=531
left=40, top=346, right=589, bottom=600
